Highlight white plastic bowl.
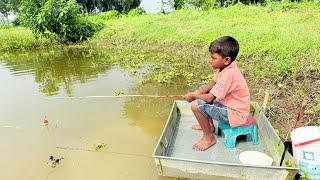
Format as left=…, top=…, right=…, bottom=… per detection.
left=239, top=151, right=273, bottom=166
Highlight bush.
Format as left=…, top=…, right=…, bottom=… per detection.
left=96, top=10, right=120, bottom=20
left=127, top=7, right=146, bottom=17
left=181, top=0, right=266, bottom=9
left=20, top=0, right=101, bottom=43
left=86, top=10, right=120, bottom=27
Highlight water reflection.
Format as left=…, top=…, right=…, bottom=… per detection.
left=0, top=47, right=192, bottom=179
left=0, top=47, right=193, bottom=139
left=123, top=82, right=191, bottom=138
left=0, top=48, right=114, bottom=96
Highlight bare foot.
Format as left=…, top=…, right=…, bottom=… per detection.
left=192, top=136, right=216, bottom=151
left=191, top=124, right=215, bottom=132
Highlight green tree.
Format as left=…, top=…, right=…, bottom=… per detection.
left=8, top=0, right=20, bottom=12
left=0, top=0, right=10, bottom=22
left=76, top=0, right=141, bottom=13
left=77, top=0, right=99, bottom=13
left=174, top=0, right=184, bottom=10
left=0, top=0, right=20, bottom=21
left=98, top=0, right=118, bottom=12
left=20, top=0, right=101, bottom=42
left=117, top=0, right=141, bottom=13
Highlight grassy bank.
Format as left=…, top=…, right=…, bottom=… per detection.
left=92, top=2, right=320, bottom=134
left=0, top=25, right=51, bottom=50
left=95, top=2, right=320, bottom=79
left=0, top=10, right=121, bottom=51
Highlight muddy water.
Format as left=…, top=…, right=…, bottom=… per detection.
left=0, top=49, right=190, bottom=180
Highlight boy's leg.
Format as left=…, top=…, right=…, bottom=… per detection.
left=191, top=100, right=214, bottom=132
left=191, top=120, right=214, bottom=131
left=191, top=100, right=216, bottom=151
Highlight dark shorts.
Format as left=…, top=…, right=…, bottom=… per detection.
left=197, top=99, right=229, bottom=125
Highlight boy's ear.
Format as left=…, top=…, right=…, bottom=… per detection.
left=224, top=57, right=232, bottom=65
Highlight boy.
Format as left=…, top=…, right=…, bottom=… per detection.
left=184, top=36, right=253, bottom=151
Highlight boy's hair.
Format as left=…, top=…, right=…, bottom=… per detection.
left=209, top=36, right=239, bottom=62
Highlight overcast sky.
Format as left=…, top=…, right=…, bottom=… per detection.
left=140, top=0, right=174, bottom=13
left=140, top=0, right=161, bottom=13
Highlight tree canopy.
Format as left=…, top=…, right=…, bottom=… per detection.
left=0, top=0, right=20, bottom=21
left=76, top=0, right=141, bottom=13
left=20, top=0, right=101, bottom=42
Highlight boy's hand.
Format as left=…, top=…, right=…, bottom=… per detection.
left=184, top=92, right=196, bottom=102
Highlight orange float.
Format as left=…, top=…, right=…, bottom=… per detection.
left=43, top=116, right=49, bottom=126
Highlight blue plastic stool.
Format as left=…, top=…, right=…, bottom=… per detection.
left=218, top=122, right=259, bottom=148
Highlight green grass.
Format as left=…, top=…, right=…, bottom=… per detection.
left=94, top=2, right=320, bottom=81
left=0, top=10, right=119, bottom=51
left=0, top=25, right=50, bottom=50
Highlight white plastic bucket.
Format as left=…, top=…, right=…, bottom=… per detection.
left=291, top=126, right=320, bottom=179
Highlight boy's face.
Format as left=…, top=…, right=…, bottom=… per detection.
left=209, top=53, right=231, bottom=69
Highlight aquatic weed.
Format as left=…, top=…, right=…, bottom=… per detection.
left=114, top=90, right=125, bottom=96
left=93, top=142, right=106, bottom=151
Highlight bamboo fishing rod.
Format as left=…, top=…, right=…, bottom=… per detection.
left=46, top=94, right=185, bottom=100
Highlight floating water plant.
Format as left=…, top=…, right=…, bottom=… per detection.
left=93, top=142, right=106, bottom=151
left=114, top=90, right=125, bottom=96
left=46, top=155, right=64, bottom=168
left=129, top=69, right=138, bottom=76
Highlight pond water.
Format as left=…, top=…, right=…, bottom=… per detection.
left=0, top=48, right=190, bottom=179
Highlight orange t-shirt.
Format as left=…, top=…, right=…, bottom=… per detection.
left=209, top=61, right=251, bottom=127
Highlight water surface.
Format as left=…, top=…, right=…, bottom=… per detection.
left=0, top=49, right=189, bottom=179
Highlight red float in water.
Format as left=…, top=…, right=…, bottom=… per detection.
left=43, top=117, right=49, bottom=126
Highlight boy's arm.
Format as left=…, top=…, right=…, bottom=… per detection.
left=196, top=80, right=216, bottom=94
left=184, top=79, right=216, bottom=103
left=191, top=92, right=216, bottom=103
